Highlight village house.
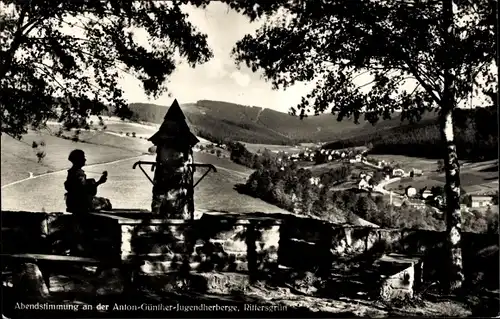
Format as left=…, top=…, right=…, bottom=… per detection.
left=410, top=168, right=423, bottom=177
left=434, top=195, right=446, bottom=208
left=470, top=195, right=494, bottom=208
left=349, top=154, right=363, bottom=163
left=405, top=186, right=417, bottom=198
left=392, top=168, right=405, bottom=177
left=309, top=176, right=321, bottom=186
left=358, top=178, right=373, bottom=191
left=421, top=189, right=433, bottom=200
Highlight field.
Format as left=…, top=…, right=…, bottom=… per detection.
left=366, top=154, right=442, bottom=173
left=1, top=131, right=143, bottom=186
left=240, top=142, right=303, bottom=154
left=1, top=121, right=289, bottom=215
left=385, top=159, right=498, bottom=195
left=385, top=177, right=445, bottom=195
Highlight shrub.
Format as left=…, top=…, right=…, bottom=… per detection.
left=36, top=150, right=46, bottom=163
left=147, top=145, right=157, bottom=154
left=126, top=132, right=130, bottom=137
left=132, top=132, right=136, bottom=138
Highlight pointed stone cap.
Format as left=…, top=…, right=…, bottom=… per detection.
left=148, top=99, right=199, bottom=148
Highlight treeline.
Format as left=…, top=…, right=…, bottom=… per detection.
left=229, top=142, right=499, bottom=233
left=240, top=159, right=452, bottom=229
left=323, top=106, right=498, bottom=161
left=189, top=115, right=293, bottom=145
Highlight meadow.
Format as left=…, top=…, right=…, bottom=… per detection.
left=241, top=143, right=303, bottom=154
left=1, top=122, right=287, bottom=215
left=385, top=160, right=498, bottom=196
left=1, top=151, right=287, bottom=214
left=1, top=131, right=143, bottom=186
left=367, top=154, right=441, bottom=173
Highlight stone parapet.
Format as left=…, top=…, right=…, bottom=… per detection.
left=1, top=210, right=497, bottom=289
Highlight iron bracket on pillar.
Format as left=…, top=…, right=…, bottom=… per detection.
left=132, top=161, right=217, bottom=188
left=132, top=161, right=156, bottom=184
left=188, top=164, right=217, bottom=188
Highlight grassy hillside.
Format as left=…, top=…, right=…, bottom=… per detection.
left=1, top=123, right=292, bottom=214
left=1, top=131, right=144, bottom=186
left=124, top=100, right=439, bottom=145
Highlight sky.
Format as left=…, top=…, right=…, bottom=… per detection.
left=118, top=2, right=494, bottom=113
left=15, top=1, right=492, bottom=114
left=119, top=2, right=314, bottom=113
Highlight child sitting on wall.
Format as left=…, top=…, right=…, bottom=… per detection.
left=64, top=149, right=111, bottom=255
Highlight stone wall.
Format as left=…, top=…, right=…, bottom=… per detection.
left=1, top=211, right=72, bottom=254
left=278, top=214, right=499, bottom=285
left=1, top=210, right=497, bottom=285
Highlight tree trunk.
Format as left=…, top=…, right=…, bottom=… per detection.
left=439, top=108, right=464, bottom=292
left=441, top=0, right=463, bottom=293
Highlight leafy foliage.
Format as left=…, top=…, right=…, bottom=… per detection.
left=230, top=142, right=498, bottom=232
left=226, top=0, right=496, bottom=121
left=0, top=0, right=213, bottom=138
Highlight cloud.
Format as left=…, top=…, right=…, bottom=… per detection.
left=204, top=57, right=228, bottom=79
left=230, top=71, right=251, bottom=87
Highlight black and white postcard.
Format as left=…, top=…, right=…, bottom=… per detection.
left=1, top=0, right=498, bottom=318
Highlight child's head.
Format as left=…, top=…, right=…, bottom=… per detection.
left=68, top=149, right=86, bottom=167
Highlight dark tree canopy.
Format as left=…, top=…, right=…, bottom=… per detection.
left=226, top=0, right=497, bottom=122
left=0, top=0, right=213, bottom=138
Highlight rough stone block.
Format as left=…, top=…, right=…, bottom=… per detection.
left=378, top=229, right=403, bottom=251
left=95, top=268, right=125, bottom=295
left=256, top=224, right=280, bottom=252
left=12, top=263, right=50, bottom=300
left=345, top=228, right=368, bottom=254
left=330, top=227, right=349, bottom=256
left=139, top=272, right=249, bottom=295
left=189, top=272, right=249, bottom=295
left=281, top=217, right=328, bottom=243
left=278, top=239, right=325, bottom=270
left=210, top=224, right=247, bottom=241
left=223, top=238, right=247, bottom=253
left=43, top=213, right=70, bottom=236
left=366, top=229, right=380, bottom=252
left=139, top=260, right=200, bottom=274
left=375, top=254, right=423, bottom=301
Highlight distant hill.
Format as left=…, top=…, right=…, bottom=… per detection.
left=124, top=100, right=439, bottom=145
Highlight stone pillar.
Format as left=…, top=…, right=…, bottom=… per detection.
left=148, top=99, right=199, bottom=220
left=151, top=146, right=194, bottom=219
